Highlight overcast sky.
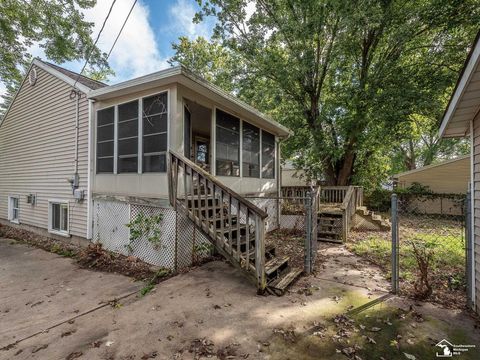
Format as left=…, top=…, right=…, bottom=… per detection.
left=0, top=0, right=215, bottom=96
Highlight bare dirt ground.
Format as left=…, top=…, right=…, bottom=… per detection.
left=1, top=237, right=479, bottom=360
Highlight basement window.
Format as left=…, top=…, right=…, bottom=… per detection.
left=49, top=201, right=69, bottom=236
left=216, top=109, right=240, bottom=176
left=8, top=196, right=19, bottom=223
left=261, top=130, right=275, bottom=179
left=117, top=100, right=139, bottom=173
left=96, top=107, right=115, bottom=173
left=142, top=92, right=168, bottom=172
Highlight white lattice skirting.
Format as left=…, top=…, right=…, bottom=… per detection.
left=92, top=199, right=211, bottom=270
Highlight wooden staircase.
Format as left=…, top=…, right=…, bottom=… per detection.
left=318, top=212, right=343, bottom=243
left=168, top=151, right=302, bottom=295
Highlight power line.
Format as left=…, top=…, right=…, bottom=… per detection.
left=107, top=0, right=138, bottom=60
left=72, top=0, right=117, bottom=91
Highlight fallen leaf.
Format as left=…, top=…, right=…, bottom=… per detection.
left=403, top=353, right=416, bottom=360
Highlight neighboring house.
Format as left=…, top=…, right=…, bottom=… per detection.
left=393, top=155, right=470, bottom=194
left=282, top=160, right=310, bottom=187
left=0, top=59, right=300, bottom=293
left=438, top=31, right=480, bottom=314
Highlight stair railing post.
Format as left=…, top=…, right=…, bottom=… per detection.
left=255, top=215, right=266, bottom=294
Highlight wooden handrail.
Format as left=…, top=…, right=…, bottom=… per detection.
left=169, top=150, right=268, bottom=219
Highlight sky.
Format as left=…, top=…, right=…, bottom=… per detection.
left=0, top=0, right=216, bottom=96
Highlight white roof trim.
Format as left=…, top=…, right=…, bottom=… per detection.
left=392, top=155, right=470, bottom=178
left=439, top=35, right=480, bottom=138
left=88, top=66, right=292, bottom=137
left=32, top=59, right=92, bottom=94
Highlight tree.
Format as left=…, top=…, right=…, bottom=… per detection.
left=184, top=0, right=479, bottom=189
left=0, top=0, right=109, bottom=115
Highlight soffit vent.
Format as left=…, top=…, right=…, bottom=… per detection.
left=29, top=68, right=38, bottom=86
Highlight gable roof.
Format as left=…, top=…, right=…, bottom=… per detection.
left=393, top=155, right=470, bottom=178
left=439, top=31, right=480, bottom=138
left=41, top=61, right=107, bottom=90
left=88, top=65, right=292, bottom=138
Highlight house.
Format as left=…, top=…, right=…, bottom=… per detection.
left=438, top=30, right=480, bottom=313
left=0, top=59, right=302, bottom=294
left=281, top=160, right=311, bottom=187
left=393, top=155, right=470, bottom=194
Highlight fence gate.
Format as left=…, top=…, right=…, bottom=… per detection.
left=391, top=192, right=469, bottom=307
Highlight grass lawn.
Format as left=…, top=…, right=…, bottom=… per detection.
left=347, top=214, right=466, bottom=307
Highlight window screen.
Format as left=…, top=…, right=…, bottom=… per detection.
left=242, top=122, right=260, bottom=177
left=96, top=107, right=114, bottom=173
left=117, top=100, right=138, bottom=173
left=143, top=93, right=168, bottom=172
left=261, top=130, right=275, bottom=179
left=216, top=109, right=240, bottom=176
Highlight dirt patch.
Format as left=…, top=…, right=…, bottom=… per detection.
left=266, top=229, right=306, bottom=270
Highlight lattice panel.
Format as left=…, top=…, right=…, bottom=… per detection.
left=93, top=199, right=130, bottom=255
left=93, top=198, right=213, bottom=271
left=248, top=197, right=278, bottom=232
left=129, top=204, right=177, bottom=269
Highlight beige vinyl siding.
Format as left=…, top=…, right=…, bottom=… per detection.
left=395, top=157, right=470, bottom=194
left=0, top=66, right=89, bottom=238
left=473, top=115, right=480, bottom=313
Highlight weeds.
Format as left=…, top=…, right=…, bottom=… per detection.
left=140, top=268, right=171, bottom=296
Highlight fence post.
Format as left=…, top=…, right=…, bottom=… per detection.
left=466, top=190, right=473, bottom=309
left=391, top=193, right=399, bottom=294
left=305, top=196, right=312, bottom=274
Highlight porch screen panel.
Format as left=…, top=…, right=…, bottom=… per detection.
left=96, top=107, right=114, bottom=173
left=117, top=100, right=138, bottom=173
left=143, top=92, right=168, bottom=172
left=216, top=109, right=240, bottom=176
left=261, top=130, right=275, bottom=179
left=242, top=122, right=260, bottom=177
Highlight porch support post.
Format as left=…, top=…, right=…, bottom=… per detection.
left=276, top=138, right=281, bottom=229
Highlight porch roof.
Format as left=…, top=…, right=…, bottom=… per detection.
left=439, top=31, right=480, bottom=138
left=88, top=66, right=292, bottom=138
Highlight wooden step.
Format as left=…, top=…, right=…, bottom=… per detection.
left=318, top=230, right=341, bottom=236
left=265, top=256, right=289, bottom=277
left=268, top=268, right=303, bottom=295
left=318, top=237, right=343, bottom=243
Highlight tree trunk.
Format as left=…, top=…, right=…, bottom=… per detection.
left=337, top=147, right=356, bottom=186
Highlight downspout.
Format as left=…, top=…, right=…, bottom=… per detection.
left=69, top=89, right=81, bottom=191
left=86, top=99, right=94, bottom=240
left=470, top=119, right=476, bottom=308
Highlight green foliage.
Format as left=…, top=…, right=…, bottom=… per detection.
left=125, top=213, right=163, bottom=252
left=0, top=0, right=109, bottom=116
left=140, top=267, right=171, bottom=296
left=172, top=0, right=479, bottom=191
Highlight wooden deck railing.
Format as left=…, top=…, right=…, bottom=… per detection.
left=321, top=186, right=350, bottom=204
left=340, top=186, right=363, bottom=240
left=168, top=150, right=268, bottom=292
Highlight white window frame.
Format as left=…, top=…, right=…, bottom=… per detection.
left=8, top=196, right=19, bottom=224
left=48, top=200, right=70, bottom=237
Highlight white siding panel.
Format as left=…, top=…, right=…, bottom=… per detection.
left=0, top=66, right=89, bottom=238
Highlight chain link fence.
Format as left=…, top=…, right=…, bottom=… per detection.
left=246, top=194, right=317, bottom=274
left=391, top=192, right=467, bottom=307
